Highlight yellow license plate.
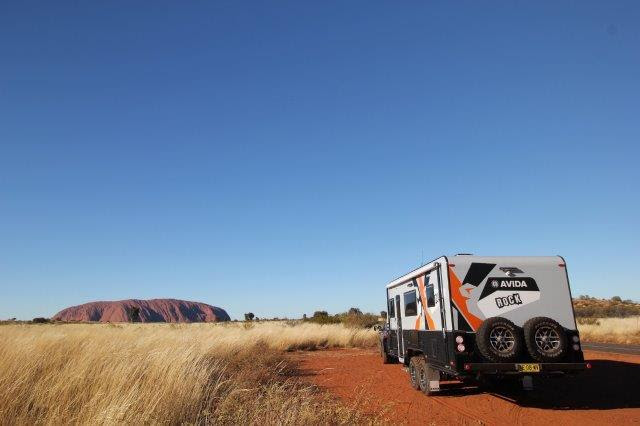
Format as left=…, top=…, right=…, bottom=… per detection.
left=517, top=363, right=541, bottom=373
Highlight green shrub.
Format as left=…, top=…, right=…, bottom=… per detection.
left=304, top=308, right=381, bottom=328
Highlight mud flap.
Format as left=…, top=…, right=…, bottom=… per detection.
left=426, top=363, right=440, bottom=393
left=522, top=375, right=533, bottom=391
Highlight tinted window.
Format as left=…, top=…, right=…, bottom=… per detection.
left=426, top=282, right=435, bottom=307
left=388, top=299, right=395, bottom=318
left=404, top=290, right=417, bottom=316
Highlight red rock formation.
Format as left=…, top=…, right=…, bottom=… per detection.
left=52, top=299, right=230, bottom=323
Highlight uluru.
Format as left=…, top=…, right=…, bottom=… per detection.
left=52, top=299, right=230, bottom=323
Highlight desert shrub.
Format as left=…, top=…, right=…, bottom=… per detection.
left=577, top=317, right=600, bottom=326
left=304, top=308, right=381, bottom=328
left=348, top=307, right=362, bottom=315
left=31, top=317, right=50, bottom=323
left=306, top=311, right=341, bottom=325
left=336, top=312, right=380, bottom=329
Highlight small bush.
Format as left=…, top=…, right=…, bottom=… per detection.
left=304, top=308, right=381, bottom=328
left=577, top=317, right=600, bottom=326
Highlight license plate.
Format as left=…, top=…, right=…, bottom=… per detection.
left=517, top=363, right=541, bottom=373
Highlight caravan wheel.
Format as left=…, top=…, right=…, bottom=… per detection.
left=409, top=357, right=422, bottom=390
left=475, top=317, right=523, bottom=362
left=419, top=360, right=439, bottom=395
left=523, top=317, right=567, bottom=362
left=380, top=339, right=396, bottom=364
left=380, top=340, right=391, bottom=364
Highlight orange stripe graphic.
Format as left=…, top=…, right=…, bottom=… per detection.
left=415, top=275, right=435, bottom=330
left=448, top=266, right=483, bottom=331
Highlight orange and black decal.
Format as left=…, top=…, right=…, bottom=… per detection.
left=415, top=275, right=435, bottom=330
left=448, top=263, right=496, bottom=331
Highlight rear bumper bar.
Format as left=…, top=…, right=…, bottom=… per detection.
left=464, top=362, right=589, bottom=373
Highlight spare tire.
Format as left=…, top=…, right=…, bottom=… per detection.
left=523, top=317, right=567, bottom=362
left=475, top=317, right=523, bottom=362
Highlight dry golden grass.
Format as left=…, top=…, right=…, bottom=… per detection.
left=577, top=316, right=640, bottom=345
left=0, top=322, right=378, bottom=425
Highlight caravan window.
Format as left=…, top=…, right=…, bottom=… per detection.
left=426, top=281, right=436, bottom=307
left=404, top=290, right=417, bottom=316
left=388, top=299, right=395, bottom=318
left=424, top=274, right=436, bottom=307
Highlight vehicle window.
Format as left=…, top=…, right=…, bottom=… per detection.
left=426, top=280, right=436, bottom=307
left=388, top=298, right=395, bottom=318
left=404, top=290, right=417, bottom=316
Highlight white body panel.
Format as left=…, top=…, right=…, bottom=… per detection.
left=386, top=255, right=577, bottom=334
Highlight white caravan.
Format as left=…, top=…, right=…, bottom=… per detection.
left=379, top=255, right=589, bottom=393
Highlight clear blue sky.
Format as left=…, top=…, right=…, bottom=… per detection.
left=1, top=2, right=639, bottom=320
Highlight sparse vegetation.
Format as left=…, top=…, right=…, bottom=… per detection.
left=304, top=308, right=381, bottom=329
left=577, top=316, right=640, bottom=345
left=573, top=296, right=640, bottom=318
left=0, top=322, right=378, bottom=424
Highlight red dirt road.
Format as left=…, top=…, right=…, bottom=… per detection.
left=295, top=349, right=640, bottom=425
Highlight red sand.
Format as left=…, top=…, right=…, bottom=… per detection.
left=294, top=348, right=640, bottom=425
left=52, top=298, right=230, bottom=322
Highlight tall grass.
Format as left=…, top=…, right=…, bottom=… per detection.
left=0, top=322, right=378, bottom=424
left=577, top=316, right=640, bottom=345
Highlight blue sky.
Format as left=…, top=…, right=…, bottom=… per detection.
left=1, top=2, right=639, bottom=320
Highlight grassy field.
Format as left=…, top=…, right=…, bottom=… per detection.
left=577, top=316, right=640, bottom=345
left=0, top=322, right=378, bottom=425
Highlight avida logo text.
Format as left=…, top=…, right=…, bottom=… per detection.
left=493, top=279, right=529, bottom=289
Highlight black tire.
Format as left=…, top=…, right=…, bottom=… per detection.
left=475, top=317, right=523, bottom=363
left=418, top=359, right=435, bottom=395
left=523, top=317, right=567, bottom=362
left=380, top=339, right=392, bottom=364
left=409, top=357, right=422, bottom=390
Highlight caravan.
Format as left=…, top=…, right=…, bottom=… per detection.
left=380, top=255, right=589, bottom=393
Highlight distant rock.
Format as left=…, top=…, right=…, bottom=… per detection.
left=53, top=299, right=230, bottom=323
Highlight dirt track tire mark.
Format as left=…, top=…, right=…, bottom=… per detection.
left=429, top=395, right=491, bottom=425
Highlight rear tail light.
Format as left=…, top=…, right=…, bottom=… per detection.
left=464, top=363, right=471, bottom=371
left=572, top=335, right=580, bottom=343
left=572, top=344, right=580, bottom=351
left=586, top=362, right=592, bottom=369
left=455, top=336, right=464, bottom=344
left=457, top=344, right=466, bottom=352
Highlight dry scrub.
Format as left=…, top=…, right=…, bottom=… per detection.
left=577, top=316, right=640, bottom=345
left=0, top=322, right=378, bottom=425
